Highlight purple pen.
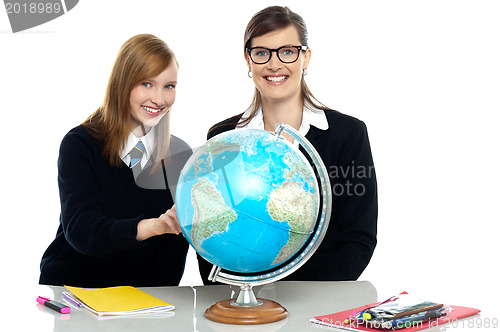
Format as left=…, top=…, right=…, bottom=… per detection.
left=62, top=292, right=82, bottom=308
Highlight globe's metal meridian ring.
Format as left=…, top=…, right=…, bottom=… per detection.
left=208, top=123, right=332, bottom=288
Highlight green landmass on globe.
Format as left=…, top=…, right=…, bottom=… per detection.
left=267, top=180, right=316, bottom=265
left=176, top=129, right=320, bottom=273
left=190, top=177, right=238, bottom=249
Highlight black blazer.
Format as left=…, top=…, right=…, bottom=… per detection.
left=39, top=125, right=191, bottom=287
left=198, top=110, right=377, bottom=283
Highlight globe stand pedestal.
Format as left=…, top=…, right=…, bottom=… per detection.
left=205, top=284, right=288, bottom=324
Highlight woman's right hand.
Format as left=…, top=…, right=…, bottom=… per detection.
left=136, top=204, right=182, bottom=241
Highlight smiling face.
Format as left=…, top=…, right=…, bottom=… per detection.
left=246, top=25, right=311, bottom=105
left=129, top=63, right=178, bottom=137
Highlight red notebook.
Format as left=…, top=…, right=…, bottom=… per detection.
left=311, top=304, right=480, bottom=331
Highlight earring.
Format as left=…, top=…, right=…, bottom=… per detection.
left=248, top=69, right=253, bottom=78
left=303, top=68, right=308, bottom=76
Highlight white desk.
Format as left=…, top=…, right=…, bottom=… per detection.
left=26, top=281, right=485, bottom=331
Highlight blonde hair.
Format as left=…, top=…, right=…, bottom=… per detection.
left=83, top=34, right=177, bottom=168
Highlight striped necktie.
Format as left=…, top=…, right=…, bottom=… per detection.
left=129, top=141, right=145, bottom=168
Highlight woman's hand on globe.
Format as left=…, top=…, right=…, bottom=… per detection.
left=136, top=204, right=182, bottom=241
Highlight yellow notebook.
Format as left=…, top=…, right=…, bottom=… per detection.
left=64, top=286, right=174, bottom=316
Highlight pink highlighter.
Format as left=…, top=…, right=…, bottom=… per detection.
left=36, top=296, right=71, bottom=314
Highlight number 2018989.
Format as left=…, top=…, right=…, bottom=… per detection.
left=5, top=2, right=62, bottom=14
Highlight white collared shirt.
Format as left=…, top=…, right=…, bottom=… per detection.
left=120, top=127, right=156, bottom=168
left=237, top=106, right=329, bottom=145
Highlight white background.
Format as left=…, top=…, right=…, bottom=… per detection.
left=1, top=0, right=499, bottom=327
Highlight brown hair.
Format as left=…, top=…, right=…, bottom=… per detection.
left=83, top=34, right=177, bottom=167
left=239, top=6, right=330, bottom=127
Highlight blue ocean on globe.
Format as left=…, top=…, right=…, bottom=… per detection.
left=176, top=129, right=319, bottom=273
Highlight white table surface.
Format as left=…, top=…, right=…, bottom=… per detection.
left=14, top=280, right=493, bottom=331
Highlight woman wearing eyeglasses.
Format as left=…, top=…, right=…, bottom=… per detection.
left=199, top=6, right=378, bottom=283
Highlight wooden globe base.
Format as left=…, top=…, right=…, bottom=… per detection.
left=205, top=298, right=288, bottom=325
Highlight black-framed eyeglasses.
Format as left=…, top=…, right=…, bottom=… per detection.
left=246, top=45, right=308, bottom=64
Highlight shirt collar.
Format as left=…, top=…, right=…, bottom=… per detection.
left=239, top=107, right=264, bottom=130
left=302, top=106, right=329, bottom=131
left=120, top=127, right=156, bottom=167
left=238, top=105, right=329, bottom=138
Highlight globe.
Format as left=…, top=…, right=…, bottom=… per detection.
left=176, top=127, right=320, bottom=273
left=175, top=124, right=332, bottom=324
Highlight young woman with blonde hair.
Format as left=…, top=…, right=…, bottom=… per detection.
left=40, top=34, right=191, bottom=287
